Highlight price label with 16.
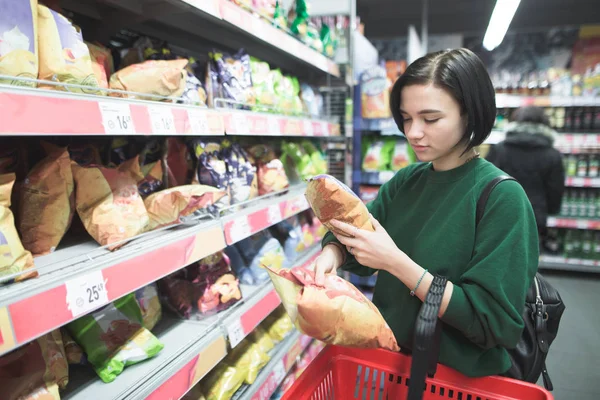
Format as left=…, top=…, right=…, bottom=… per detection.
left=99, top=102, right=136, bottom=134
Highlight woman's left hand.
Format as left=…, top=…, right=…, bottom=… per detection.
left=330, top=215, right=405, bottom=272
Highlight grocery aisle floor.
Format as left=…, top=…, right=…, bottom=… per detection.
left=537, top=271, right=600, bottom=400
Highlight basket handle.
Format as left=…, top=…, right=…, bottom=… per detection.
left=407, top=274, right=448, bottom=400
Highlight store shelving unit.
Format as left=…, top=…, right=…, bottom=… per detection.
left=539, top=255, right=599, bottom=273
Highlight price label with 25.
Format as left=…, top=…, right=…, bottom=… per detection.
left=65, top=271, right=109, bottom=318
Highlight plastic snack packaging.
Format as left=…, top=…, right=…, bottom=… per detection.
left=0, top=329, right=68, bottom=400
left=391, top=140, right=412, bottom=171
left=269, top=216, right=303, bottom=263
left=235, top=230, right=286, bottom=282
left=223, top=245, right=255, bottom=285
left=0, top=0, right=39, bottom=87
left=227, top=339, right=270, bottom=385
left=165, top=137, right=194, bottom=187
left=71, top=156, right=150, bottom=249
left=266, top=266, right=399, bottom=350
left=134, top=283, right=162, bottom=331
left=19, top=142, right=74, bottom=256
left=37, top=5, right=100, bottom=93
left=193, top=141, right=231, bottom=207
left=210, top=49, right=254, bottom=105
left=109, top=59, right=187, bottom=100
left=362, top=138, right=390, bottom=171
left=86, top=41, right=112, bottom=90
left=262, top=311, right=294, bottom=343
left=360, top=65, right=392, bottom=119
left=144, top=185, right=226, bottom=230
left=305, top=174, right=374, bottom=237
left=221, top=141, right=256, bottom=205
left=248, top=326, right=275, bottom=353
left=66, top=293, right=164, bottom=383
left=247, top=145, right=289, bottom=196
left=202, top=363, right=245, bottom=400
left=0, top=173, right=36, bottom=283
left=61, top=327, right=87, bottom=365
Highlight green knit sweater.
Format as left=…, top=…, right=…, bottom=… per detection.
left=322, top=158, right=539, bottom=377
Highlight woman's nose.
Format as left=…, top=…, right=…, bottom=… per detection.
left=405, top=122, right=424, bottom=140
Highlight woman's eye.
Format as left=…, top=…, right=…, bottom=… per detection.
left=403, top=118, right=412, bottom=122
left=424, top=118, right=440, bottom=124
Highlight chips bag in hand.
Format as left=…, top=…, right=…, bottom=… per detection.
left=305, top=174, right=374, bottom=237
left=266, top=265, right=399, bottom=351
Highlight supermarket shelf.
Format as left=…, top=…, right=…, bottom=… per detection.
left=496, top=94, right=600, bottom=108
left=555, top=134, right=600, bottom=149
left=233, top=330, right=314, bottom=400
left=222, top=186, right=310, bottom=245
left=565, top=177, right=600, bottom=188
left=357, top=118, right=400, bottom=134
left=539, top=255, right=600, bottom=273
left=0, top=189, right=313, bottom=357
left=0, top=85, right=341, bottom=137
left=547, top=217, right=600, bottom=230
left=355, top=170, right=395, bottom=186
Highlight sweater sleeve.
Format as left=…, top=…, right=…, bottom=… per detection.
left=321, top=169, right=404, bottom=277
left=441, top=180, right=538, bottom=350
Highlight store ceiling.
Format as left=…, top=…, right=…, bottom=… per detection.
left=357, top=0, right=600, bottom=39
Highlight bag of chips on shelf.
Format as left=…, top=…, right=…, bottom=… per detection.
left=71, top=156, right=150, bottom=250
left=158, top=269, right=194, bottom=318
left=250, top=57, right=275, bottom=111
left=68, top=141, right=103, bottom=167
left=249, top=325, right=275, bottom=353
left=360, top=65, right=392, bottom=119
left=391, top=140, right=412, bottom=171
left=221, top=141, right=256, bottom=205
left=362, top=139, right=390, bottom=171
left=134, top=283, right=162, bottom=331
left=193, top=141, right=231, bottom=207
left=305, top=174, right=374, bottom=237
left=235, top=230, right=285, bottom=282
left=223, top=245, right=256, bottom=285
left=202, top=363, right=246, bottom=400
left=109, top=59, right=187, bottom=100
left=144, top=185, right=226, bottom=230
left=19, top=142, right=74, bottom=256
left=139, top=161, right=164, bottom=198
left=61, top=328, right=86, bottom=365
left=266, top=266, right=399, bottom=350
left=0, top=173, right=36, bottom=283
left=269, top=216, right=303, bottom=263
left=0, top=329, right=68, bottom=400
left=211, top=49, right=254, bottom=106
left=280, top=141, right=315, bottom=183
left=227, top=340, right=270, bottom=385
left=37, top=5, right=100, bottom=94
left=66, top=293, right=164, bottom=383
left=195, top=252, right=242, bottom=317
left=262, top=310, right=294, bottom=343
left=0, top=0, right=39, bottom=87
left=165, top=137, right=194, bottom=187
left=86, top=41, right=112, bottom=90
left=258, top=158, right=289, bottom=195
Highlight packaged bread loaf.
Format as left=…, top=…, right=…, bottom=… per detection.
left=266, top=265, right=399, bottom=351
left=0, top=0, right=39, bottom=87
left=305, top=174, right=374, bottom=237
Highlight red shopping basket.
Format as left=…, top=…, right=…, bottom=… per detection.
left=282, top=275, right=553, bottom=400
left=281, top=345, right=553, bottom=400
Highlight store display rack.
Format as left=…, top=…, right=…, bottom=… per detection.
left=539, top=255, right=600, bottom=273
left=58, top=248, right=319, bottom=400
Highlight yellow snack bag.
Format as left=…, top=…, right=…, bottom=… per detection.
left=263, top=312, right=294, bottom=343
left=0, top=173, right=35, bottom=282
left=19, top=142, right=74, bottom=256
left=202, top=363, right=246, bottom=400
left=249, top=326, right=275, bottom=353
left=228, top=340, right=270, bottom=385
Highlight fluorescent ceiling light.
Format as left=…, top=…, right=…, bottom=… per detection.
left=483, top=0, right=521, bottom=51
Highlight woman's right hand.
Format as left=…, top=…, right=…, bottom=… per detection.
left=314, top=244, right=344, bottom=285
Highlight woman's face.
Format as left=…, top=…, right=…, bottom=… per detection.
left=399, top=84, right=469, bottom=170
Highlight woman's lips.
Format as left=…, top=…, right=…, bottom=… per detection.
left=412, top=145, right=429, bottom=152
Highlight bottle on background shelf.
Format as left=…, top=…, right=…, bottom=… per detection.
left=588, top=155, right=599, bottom=178
left=570, top=190, right=579, bottom=217
left=594, top=232, right=600, bottom=261
left=578, top=191, right=588, bottom=218
left=561, top=190, right=571, bottom=217
left=581, top=230, right=593, bottom=259
left=566, top=155, right=578, bottom=177
left=587, top=192, right=597, bottom=219
left=593, top=108, right=600, bottom=133
left=571, top=230, right=582, bottom=258
left=583, top=107, right=594, bottom=132
left=577, top=155, right=589, bottom=177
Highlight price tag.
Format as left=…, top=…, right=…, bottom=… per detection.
left=303, top=120, right=314, bottom=136
left=227, top=318, right=245, bottom=348
left=188, top=109, right=210, bottom=134
left=149, top=106, right=176, bottom=134
left=99, top=102, right=135, bottom=134
left=267, top=117, right=281, bottom=135
left=65, top=271, right=108, bottom=318
left=267, top=204, right=283, bottom=225
left=378, top=171, right=395, bottom=183
left=232, top=113, right=250, bottom=135
left=573, top=177, right=585, bottom=187
left=229, top=216, right=251, bottom=243
left=576, top=220, right=589, bottom=229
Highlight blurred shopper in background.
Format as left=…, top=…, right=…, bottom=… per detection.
left=486, top=106, right=565, bottom=246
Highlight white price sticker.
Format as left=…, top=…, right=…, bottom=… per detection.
left=149, top=106, right=176, bottom=134
left=227, top=318, right=245, bottom=348
left=267, top=117, right=280, bottom=135
left=229, top=216, right=251, bottom=243
left=99, top=102, right=135, bottom=134
left=303, top=120, right=314, bottom=136
left=188, top=109, right=210, bottom=134
left=232, top=113, right=250, bottom=135
left=267, top=204, right=283, bottom=225
left=576, top=220, right=589, bottom=229
left=272, top=359, right=286, bottom=383
left=65, top=271, right=108, bottom=318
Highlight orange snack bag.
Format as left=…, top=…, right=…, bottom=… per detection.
left=109, top=59, right=187, bottom=100
left=266, top=265, right=399, bottom=351
left=72, top=156, right=149, bottom=249
left=305, top=174, right=374, bottom=237
left=19, top=143, right=74, bottom=256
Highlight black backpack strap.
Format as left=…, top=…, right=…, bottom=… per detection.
left=476, top=175, right=517, bottom=226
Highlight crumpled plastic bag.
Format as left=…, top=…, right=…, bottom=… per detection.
left=228, top=340, right=270, bottom=385
left=305, top=174, right=374, bottom=237
left=134, top=283, right=162, bottom=331
left=109, top=59, right=187, bottom=100
left=266, top=265, right=399, bottom=351
left=202, top=363, right=245, bottom=400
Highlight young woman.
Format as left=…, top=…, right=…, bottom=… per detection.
left=314, top=48, right=539, bottom=378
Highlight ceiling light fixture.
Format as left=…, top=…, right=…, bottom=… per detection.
left=483, top=0, right=521, bottom=51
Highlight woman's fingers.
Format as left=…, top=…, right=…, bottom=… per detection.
left=330, top=219, right=363, bottom=238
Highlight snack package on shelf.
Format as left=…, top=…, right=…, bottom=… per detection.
left=305, top=174, right=374, bottom=236
left=360, top=65, right=392, bottom=119
left=210, top=49, right=254, bottom=107
left=0, top=173, right=36, bottom=283
left=247, top=145, right=289, bottom=195
left=221, top=141, right=257, bottom=205
left=235, top=230, right=286, bottom=282
left=362, top=138, right=391, bottom=171
left=66, top=293, right=164, bottom=383
left=109, top=59, right=188, bottom=100
left=227, top=339, right=270, bottom=385
left=391, top=140, right=411, bottom=171
left=223, top=245, right=256, bottom=285
left=0, top=0, right=39, bottom=87
left=253, top=0, right=276, bottom=19
left=144, top=185, right=226, bottom=230
left=134, top=283, right=162, bottom=331
left=0, top=329, right=68, bottom=400
left=266, top=266, right=399, bottom=350
left=262, top=309, right=294, bottom=343
left=301, top=140, right=327, bottom=175
left=158, top=251, right=242, bottom=319
left=18, top=142, right=74, bottom=256
left=139, top=161, right=164, bottom=198
left=250, top=57, right=276, bottom=112
left=300, top=84, right=322, bottom=118
left=248, top=326, right=275, bottom=353
left=68, top=141, right=104, bottom=167
left=269, top=216, right=303, bottom=264
left=181, top=58, right=208, bottom=106
left=61, top=328, right=87, bottom=366
left=192, top=141, right=231, bottom=208
left=165, top=137, right=194, bottom=188
left=297, top=212, right=316, bottom=251
left=272, top=0, right=287, bottom=29
left=281, top=141, right=316, bottom=183
left=201, top=363, right=246, bottom=400
left=86, top=41, right=112, bottom=90
left=37, top=5, right=100, bottom=94
left=71, top=156, right=150, bottom=250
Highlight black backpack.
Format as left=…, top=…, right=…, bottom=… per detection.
left=476, top=176, right=566, bottom=390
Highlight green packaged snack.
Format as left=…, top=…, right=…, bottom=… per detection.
left=66, top=293, right=164, bottom=383
left=273, top=1, right=287, bottom=29
left=301, top=141, right=327, bottom=175
left=320, top=23, right=334, bottom=57
left=281, top=142, right=316, bottom=181
left=250, top=57, right=275, bottom=112
left=290, top=0, right=309, bottom=40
